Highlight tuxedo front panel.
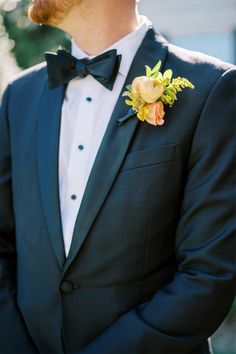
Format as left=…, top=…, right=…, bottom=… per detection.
left=0, top=29, right=235, bottom=354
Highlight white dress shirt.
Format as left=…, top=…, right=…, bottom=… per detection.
left=59, top=15, right=151, bottom=256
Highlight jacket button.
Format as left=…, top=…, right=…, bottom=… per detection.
left=60, top=281, right=74, bottom=294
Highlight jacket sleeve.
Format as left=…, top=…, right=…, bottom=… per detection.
left=0, top=85, right=38, bottom=353
left=79, top=68, right=236, bottom=354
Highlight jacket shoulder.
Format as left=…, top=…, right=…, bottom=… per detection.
left=167, top=42, right=234, bottom=81
left=0, top=62, right=49, bottom=124
left=165, top=42, right=235, bottom=102
left=168, top=42, right=234, bottom=70
left=8, top=61, right=47, bottom=93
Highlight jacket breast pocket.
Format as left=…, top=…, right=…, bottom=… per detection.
left=120, top=143, right=177, bottom=172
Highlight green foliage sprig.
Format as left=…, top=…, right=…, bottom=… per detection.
left=145, top=61, right=195, bottom=107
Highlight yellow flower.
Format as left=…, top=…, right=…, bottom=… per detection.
left=124, top=90, right=145, bottom=114
left=137, top=105, right=150, bottom=121
left=132, top=76, right=164, bottom=104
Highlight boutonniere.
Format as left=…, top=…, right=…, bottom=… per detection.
left=122, top=61, right=194, bottom=126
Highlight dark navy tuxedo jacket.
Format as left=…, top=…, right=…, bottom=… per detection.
left=0, top=29, right=235, bottom=354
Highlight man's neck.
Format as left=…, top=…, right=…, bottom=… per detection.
left=58, top=0, right=140, bottom=56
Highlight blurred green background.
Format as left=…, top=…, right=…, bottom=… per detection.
left=1, top=0, right=69, bottom=68
left=0, top=1, right=235, bottom=353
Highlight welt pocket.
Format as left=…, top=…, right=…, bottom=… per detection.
left=120, top=143, right=177, bottom=172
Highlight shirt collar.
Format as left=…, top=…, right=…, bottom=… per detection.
left=71, top=15, right=152, bottom=77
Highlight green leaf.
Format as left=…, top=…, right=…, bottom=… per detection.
left=151, top=60, right=162, bottom=75
left=152, top=72, right=159, bottom=79
left=145, top=65, right=152, bottom=77
left=163, top=69, right=173, bottom=81
left=126, top=84, right=132, bottom=92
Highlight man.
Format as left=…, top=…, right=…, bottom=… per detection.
left=0, top=0, right=235, bottom=353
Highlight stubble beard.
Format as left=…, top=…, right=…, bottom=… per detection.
left=28, top=0, right=81, bottom=26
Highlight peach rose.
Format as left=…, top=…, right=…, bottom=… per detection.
left=145, top=102, right=165, bottom=126
left=132, top=76, right=164, bottom=104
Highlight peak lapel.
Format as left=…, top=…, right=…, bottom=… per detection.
left=63, top=28, right=169, bottom=273
left=37, top=83, right=66, bottom=269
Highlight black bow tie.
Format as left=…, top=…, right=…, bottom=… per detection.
left=45, top=48, right=122, bottom=91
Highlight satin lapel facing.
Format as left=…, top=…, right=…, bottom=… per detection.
left=37, top=83, right=66, bottom=269
left=63, top=29, right=169, bottom=274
